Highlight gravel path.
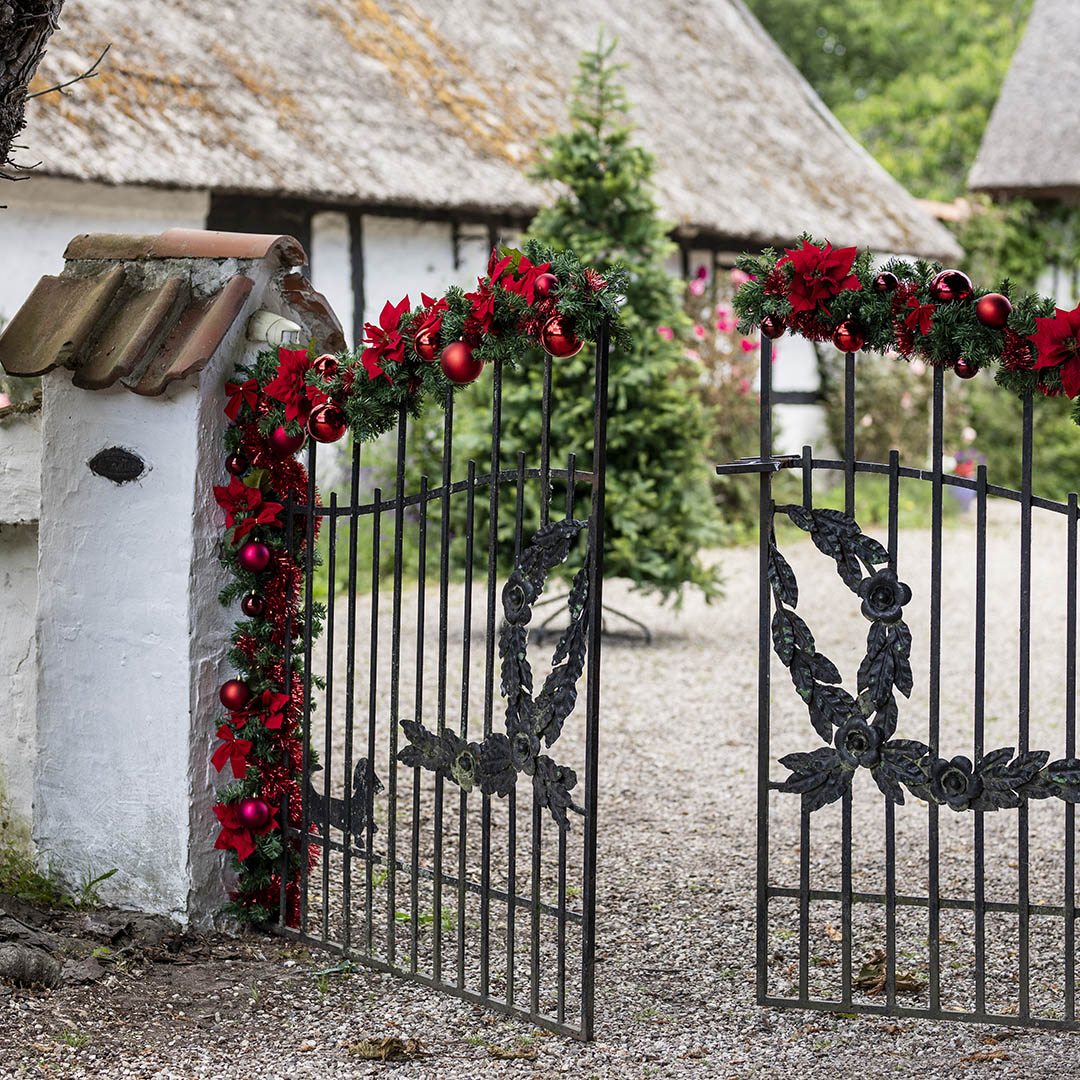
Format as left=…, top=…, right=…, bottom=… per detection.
left=6, top=506, right=1080, bottom=1078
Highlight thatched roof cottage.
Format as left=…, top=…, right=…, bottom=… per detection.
left=969, top=0, right=1078, bottom=202
left=5, top=0, right=958, bottom=348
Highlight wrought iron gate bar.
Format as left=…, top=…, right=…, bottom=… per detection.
left=716, top=457, right=1073, bottom=515
left=738, top=325, right=1080, bottom=1031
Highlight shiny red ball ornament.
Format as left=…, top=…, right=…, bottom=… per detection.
left=873, top=271, right=899, bottom=293
left=225, top=453, right=249, bottom=477
left=306, top=402, right=348, bottom=443
left=533, top=272, right=558, bottom=298
left=975, top=292, right=1012, bottom=330
left=311, top=353, right=338, bottom=379
left=953, top=358, right=978, bottom=379
left=414, top=325, right=439, bottom=362
left=219, top=678, right=252, bottom=712
left=760, top=314, right=786, bottom=340
left=268, top=424, right=306, bottom=457
left=238, top=798, right=271, bottom=830
left=240, top=593, right=264, bottom=617
left=832, top=320, right=865, bottom=353
left=929, top=269, right=973, bottom=304
left=237, top=540, right=272, bottom=573
left=440, top=341, right=484, bottom=385
left=540, top=315, right=584, bottom=359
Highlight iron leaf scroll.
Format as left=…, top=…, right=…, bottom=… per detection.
left=771, top=505, right=1080, bottom=813
left=399, top=518, right=591, bottom=830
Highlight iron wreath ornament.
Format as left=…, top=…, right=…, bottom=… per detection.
left=770, top=504, right=1080, bottom=812
left=398, top=517, right=591, bottom=830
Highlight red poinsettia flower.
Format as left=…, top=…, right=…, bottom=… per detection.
left=213, top=476, right=283, bottom=540
left=904, top=296, right=936, bottom=336
left=263, top=348, right=320, bottom=424
left=213, top=801, right=279, bottom=861
left=464, top=278, right=497, bottom=345
left=224, top=378, right=259, bottom=421
left=361, top=296, right=410, bottom=383
left=778, top=239, right=861, bottom=313
left=414, top=292, right=449, bottom=344
left=211, top=725, right=253, bottom=779
left=1031, top=303, right=1080, bottom=398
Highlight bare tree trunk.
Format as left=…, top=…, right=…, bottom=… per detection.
left=1, top=1, right=64, bottom=176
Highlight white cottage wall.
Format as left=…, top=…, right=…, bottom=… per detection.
left=0, top=178, right=209, bottom=323
left=0, top=410, right=41, bottom=851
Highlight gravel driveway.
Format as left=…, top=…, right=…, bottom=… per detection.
left=5, top=506, right=1080, bottom=1078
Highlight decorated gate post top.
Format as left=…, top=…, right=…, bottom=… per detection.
left=0, top=228, right=343, bottom=924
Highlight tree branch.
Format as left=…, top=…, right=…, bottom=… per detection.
left=27, top=43, right=110, bottom=99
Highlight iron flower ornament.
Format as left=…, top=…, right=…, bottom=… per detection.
left=770, top=504, right=1080, bottom=813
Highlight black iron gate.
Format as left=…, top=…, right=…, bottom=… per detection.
left=719, top=335, right=1080, bottom=1030
left=274, top=331, right=609, bottom=1039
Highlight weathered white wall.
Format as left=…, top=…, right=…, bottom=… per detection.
left=0, top=409, right=41, bottom=850
left=310, top=211, right=354, bottom=347
left=0, top=178, right=209, bottom=323
left=32, top=256, right=279, bottom=923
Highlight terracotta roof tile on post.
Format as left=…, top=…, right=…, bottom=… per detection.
left=0, top=229, right=341, bottom=397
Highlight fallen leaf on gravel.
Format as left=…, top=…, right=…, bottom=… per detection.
left=854, top=949, right=925, bottom=995
left=823, top=924, right=842, bottom=942
left=488, top=1044, right=537, bottom=1060
left=346, top=1037, right=426, bottom=1061
left=962, top=1050, right=1009, bottom=1062
left=982, top=1033, right=1018, bottom=1045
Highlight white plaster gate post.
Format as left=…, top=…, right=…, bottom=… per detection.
left=0, top=229, right=344, bottom=924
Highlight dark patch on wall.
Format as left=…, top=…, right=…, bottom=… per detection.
left=88, top=447, right=146, bottom=484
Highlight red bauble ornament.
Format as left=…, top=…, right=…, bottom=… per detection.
left=929, top=269, right=973, bottom=304
left=540, top=315, right=584, bottom=358
left=873, top=271, right=899, bottom=293
left=306, top=402, right=348, bottom=443
left=414, top=325, right=439, bottom=362
left=219, top=679, right=252, bottom=712
left=760, top=314, right=786, bottom=340
left=533, top=272, right=558, bottom=298
left=311, top=353, right=338, bottom=379
left=240, top=593, right=264, bottom=617
left=268, top=425, right=306, bottom=457
left=238, top=798, right=271, bottom=830
left=225, top=453, right=249, bottom=477
left=832, top=320, right=865, bottom=353
left=975, top=292, right=1012, bottom=330
left=237, top=540, right=272, bottom=573
left=440, top=341, right=483, bottom=385
left=953, top=358, right=978, bottom=379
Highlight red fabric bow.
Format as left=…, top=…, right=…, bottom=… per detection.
left=232, top=688, right=293, bottom=732
left=224, top=379, right=259, bottom=421
left=211, top=725, right=253, bottom=779
left=904, top=296, right=936, bottom=336
left=213, top=801, right=279, bottom=861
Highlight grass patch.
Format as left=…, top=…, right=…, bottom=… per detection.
left=0, top=843, right=116, bottom=911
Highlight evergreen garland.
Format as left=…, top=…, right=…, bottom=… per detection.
left=211, top=243, right=627, bottom=926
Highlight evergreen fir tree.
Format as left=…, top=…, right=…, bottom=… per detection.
left=515, top=35, right=723, bottom=602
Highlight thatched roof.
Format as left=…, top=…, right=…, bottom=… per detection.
left=22, top=0, right=960, bottom=259
left=969, top=0, right=1079, bottom=199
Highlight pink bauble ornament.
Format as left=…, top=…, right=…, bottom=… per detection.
left=219, top=679, right=252, bottom=712
left=268, top=425, right=306, bottom=457
left=240, top=593, right=264, bottom=617
left=760, top=314, right=786, bottom=340
left=311, top=353, right=338, bottom=379
left=873, top=271, right=900, bottom=293
left=929, top=269, right=973, bottom=304
left=238, top=798, right=271, bottom=830
left=440, top=341, right=484, bottom=385
left=237, top=540, right=272, bottom=573
left=306, top=402, right=348, bottom=443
